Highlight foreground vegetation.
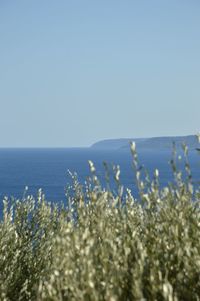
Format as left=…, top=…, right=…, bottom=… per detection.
left=0, top=143, right=200, bottom=301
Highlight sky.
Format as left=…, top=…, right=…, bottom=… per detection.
left=0, top=0, right=200, bottom=147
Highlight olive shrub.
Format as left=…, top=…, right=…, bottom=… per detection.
left=0, top=143, right=200, bottom=300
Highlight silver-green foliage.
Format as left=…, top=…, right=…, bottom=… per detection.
left=0, top=144, right=200, bottom=301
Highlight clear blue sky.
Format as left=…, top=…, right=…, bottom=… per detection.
left=0, top=0, right=200, bottom=147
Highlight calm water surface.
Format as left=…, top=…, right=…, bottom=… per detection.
left=0, top=148, right=200, bottom=203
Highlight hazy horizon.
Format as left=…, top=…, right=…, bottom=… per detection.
left=0, top=133, right=198, bottom=149
left=1, top=1, right=200, bottom=147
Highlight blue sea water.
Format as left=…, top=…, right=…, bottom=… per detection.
left=0, top=148, right=200, bottom=204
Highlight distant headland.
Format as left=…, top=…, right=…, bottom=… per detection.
left=91, top=135, right=199, bottom=151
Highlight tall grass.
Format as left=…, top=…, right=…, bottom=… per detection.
left=0, top=143, right=200, bottom=301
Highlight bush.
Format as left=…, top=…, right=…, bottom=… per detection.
left=0, top=143, right=200, bottom=300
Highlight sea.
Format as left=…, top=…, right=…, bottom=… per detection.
left=0, top=148, right=200, bottom=205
